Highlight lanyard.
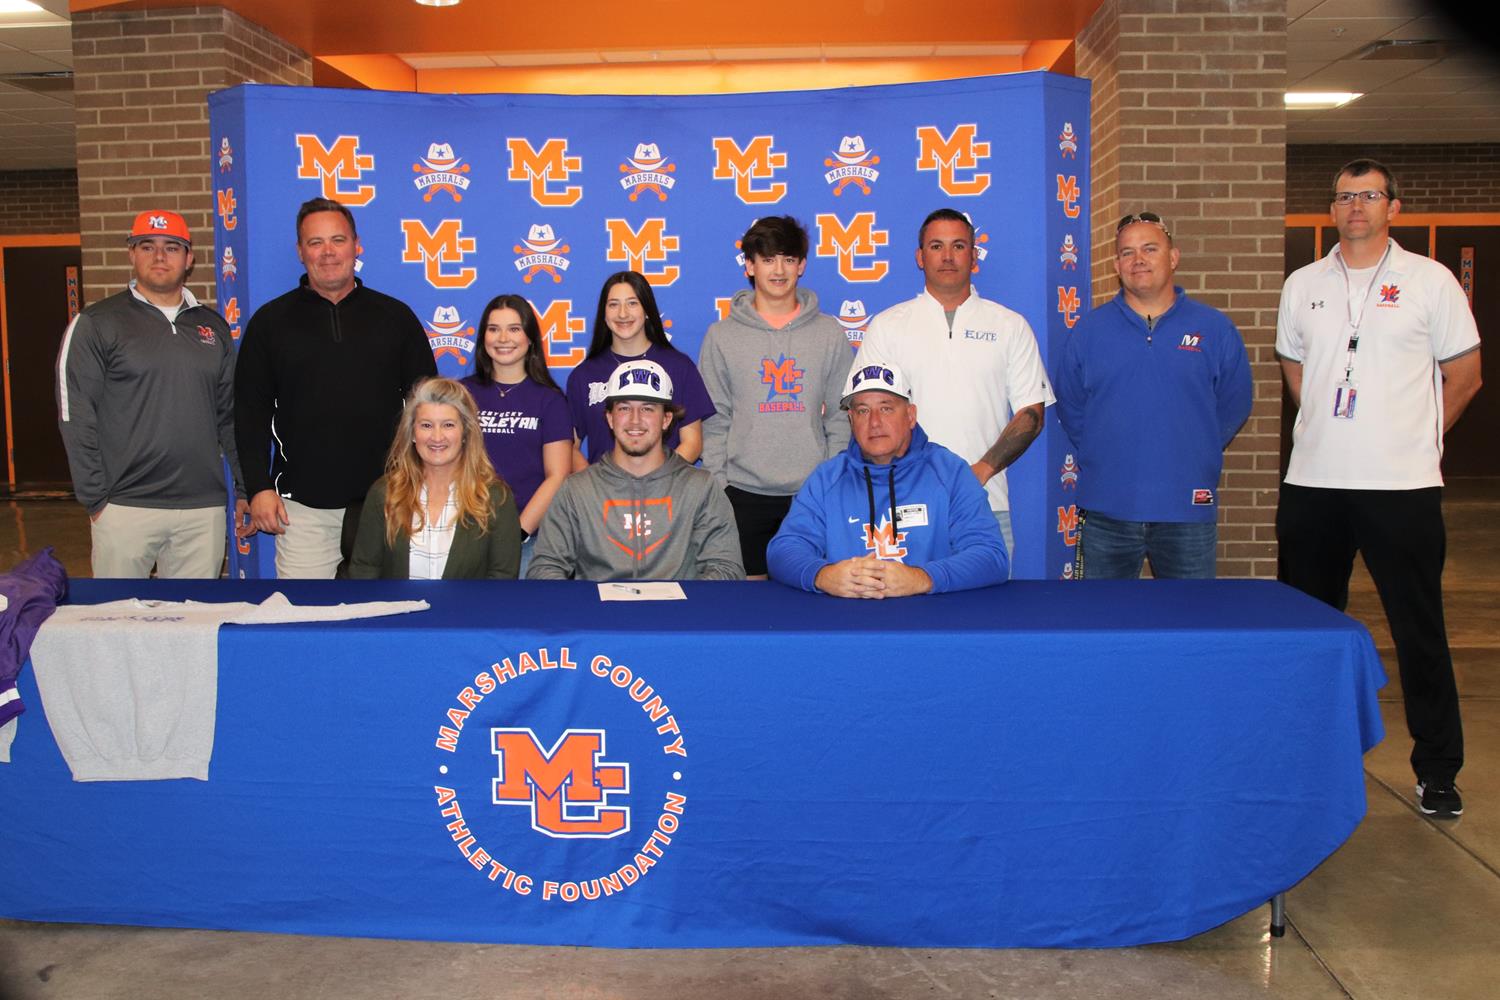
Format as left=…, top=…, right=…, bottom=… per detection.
left=1333, top=240, right=1393, bottom=381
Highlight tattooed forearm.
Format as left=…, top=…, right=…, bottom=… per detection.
left=978, top=403, right=1044, bottom=472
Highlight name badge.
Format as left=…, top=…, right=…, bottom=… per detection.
left=1332, top=379, right=1357, bottom=420
left=894, top=503, right=929, bottom=528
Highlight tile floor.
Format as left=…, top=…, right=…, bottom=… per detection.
left=1, top=481, right=1495, bottom=999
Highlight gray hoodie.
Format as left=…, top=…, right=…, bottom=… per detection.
left=526, top=452, right=745, bottom=581
left=697, top=287, right=852, bottom=495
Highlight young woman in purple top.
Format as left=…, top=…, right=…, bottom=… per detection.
left=566, top=270, right=715, bottom=469
left=460, top=295, right=572, bottom=568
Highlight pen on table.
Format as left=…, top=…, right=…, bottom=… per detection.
left=613, top=584, right=644, bottom=594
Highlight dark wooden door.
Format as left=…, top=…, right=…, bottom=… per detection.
left=1434, top=227, right=1500, bottom=477
left=3, top=245, right=82, bottom=487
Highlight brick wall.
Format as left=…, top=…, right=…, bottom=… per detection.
left=1289, top=143, right=1500, bottom=214
left=72, top=5, right=311, bottom=308
left=1075, top=0, right=1287, bottom=579
left=0, top=169, right=80, bottom=235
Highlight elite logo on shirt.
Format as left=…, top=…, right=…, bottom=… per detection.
left=1058, top=122, right=1079, bottom=158
left=759, top=354, right=806, bottom=413
left=620, top=143, right=677, bottom=202
left=837, top=299, right=869, bottom=347
left=1057, top=504, right=1080, bottom=547
left=1379, top=284, right=1401, bottom=307
left=915, top=123, right=991, bottom=196
left=295, top=134, right=376, bottom=206
left=1057, top=286, right=1081, bottom=329
left=711, top=135, right=788, bottom=204
left=1178, top=333, right=1202, bottom=352
left=412, top=142, right=471, bottom=202
left=604, top=218, right=680, bottom=286
left=506, top=137, right=583, bottom=207
left=1192, top=489, right=1216, bottom=506
left=217, top=136, right=233, bottom=172
left=824, top=135, right=880, bottom=195
left=216, top=188, right=237, bottom=231
left=1055, top=174, right=1082, bottom=219
left=864, top=519, right=908, bottom=561
left=220, top=246, right=237, bottom=281
left=1059, top=235, right=1079, bottom=270
left=400, top=219, right=478, bottom=289
left=814, top=212, right=889, bottom=283
left=425, top=305, right=476, bottom=365
left=532, top=300, right=587, bottom=367
left=513, top=224, right=571, bottom=284
left=604, top=498, right=674, bottom=558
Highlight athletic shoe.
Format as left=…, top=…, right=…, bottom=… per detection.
left=1416, top=780, right=1463, bottom=818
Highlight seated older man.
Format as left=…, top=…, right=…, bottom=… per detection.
left=766, top=361, right=1009, bottom=598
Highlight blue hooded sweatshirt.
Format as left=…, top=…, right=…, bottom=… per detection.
left=767, top=423, right=1010, bottom=593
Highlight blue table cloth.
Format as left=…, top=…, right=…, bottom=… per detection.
left=0, top=579, right=1384, bottom=948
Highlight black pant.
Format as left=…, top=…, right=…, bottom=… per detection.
left=1276, top=483, right=1462, bottom=783
left=725, top=486, right=793, bottom=577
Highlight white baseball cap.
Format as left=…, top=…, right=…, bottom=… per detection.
left=606, top=358, right=674, bottom=404
left=840, top=360, right=913, bottom=409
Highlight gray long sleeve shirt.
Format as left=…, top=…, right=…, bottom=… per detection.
left=526, top=452, right=745, bottom=581
left=55, top=284, right=242, bottom=514
left=697, top=287, right=852, bottom=495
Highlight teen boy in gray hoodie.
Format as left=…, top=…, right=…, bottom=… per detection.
left=527, top=359, right=745, bottom=582
left=698, top=216, right=852, bottom=578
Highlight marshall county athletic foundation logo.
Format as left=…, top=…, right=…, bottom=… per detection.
left=824, top=135, right=880, bottom=195
left=1058, top=122, right=1078, bottom=158
left=1059, top=235, right=1079, bottom=270
left=507, top=137, right=583, bottom=208
left=295, top=133, right=376, bottom=206
left=432, top=647, right=687, bottom=902
left=711, top=135, right=788, bottom=204
left=759, top=354, right=806, bottom=413
left=1060, top=454, right=1079, bottom=489
left=1379, top=284, right=1401, bottom=306
left=217, top=136, right=233, bottom=172
left=513, top=224, right=571, bottom=283
left=412, top=142, right=472, bottom=203
left=837, top=300, right=869, bottom=347
left=915, top=123, right=991, bottom=196
left=815, top=212, right=889, bottom=283
left=220, top=246, right=237, bottom=281
left=1057, top=504, right=1080, bottom=547
left=424, top=306, right=477, bottom=365
left=620, top=143, right=677, bottom=202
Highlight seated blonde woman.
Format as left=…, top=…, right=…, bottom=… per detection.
left=350, top=377, right=521, bottom=579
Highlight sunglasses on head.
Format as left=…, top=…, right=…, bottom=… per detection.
left=1117, top=212, right=1171, bottom=238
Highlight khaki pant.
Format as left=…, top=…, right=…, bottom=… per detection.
left=275, top=499, right=345, bottom=579
left=90, top=503, right=225, bottom=579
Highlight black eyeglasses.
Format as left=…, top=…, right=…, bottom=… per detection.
left=1332, top=191, right=1391, bottom=206
left=1117, top=212, right=1171, bottom=238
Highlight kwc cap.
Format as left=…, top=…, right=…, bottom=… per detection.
left=606, top=358, right=674, bottom=404
left=841, top=360, right=913, bottom=409
left=126, top=210, right=192, bottom=248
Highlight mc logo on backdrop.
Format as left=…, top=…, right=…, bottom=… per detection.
left=915, top=124, right=992, bottom=196
left=711, top=135, right=788, bottom=204
left=815, top=213, right=890, bottom=283
left=507, top=137, right=583, bottom=207
left=295, top=134, right=377, bottom=205
left=401, top=219, right=478, bottom=289
left=432, top=648, right=689, bottom=904
left=605, top=218, right=681, bottom=286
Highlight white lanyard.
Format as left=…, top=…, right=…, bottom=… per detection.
left=1334, top=241, right=1393, bottom=382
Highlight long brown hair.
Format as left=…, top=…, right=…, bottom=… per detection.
left=382, top=377, right=509, bottom=545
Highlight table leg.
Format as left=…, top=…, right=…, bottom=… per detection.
left=1269, top=892, right=1286, bottom=937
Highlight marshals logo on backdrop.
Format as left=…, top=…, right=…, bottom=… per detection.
left=432, top=648, right=687, bottom=903
left=824, top=135, right=880, bottom=196
left=604, top=218, right=681, bottom=286
left=1059, top=235, right=1079, bottom=270
left=220, top=246, right=237, bottom=282
left=915, top=123, right=991, bottom=196
left=532, top=299, right=588, bottom=368
left=711, top=135, right=788, bottom=205
left=401, top=219, right=478, bottom=289
left=413, top=142, right=472, bottom=203
left=620, top=143, right=677, bottom=202
left=507, top=137, right=583, bottom=208
left=217, top=136, right=233, bottom=172
left=836, top=300, right=869, bottom=348
left=425, top=306, right=477, bottom=365
left=295, top=134, right=377, bottom=206
left=815, top=212, right=889, bottom=283
left=1058, top=122, right=1079, bottom=159
left=1060, top=454, right=1079, bottom=490
left=513, top=224, right=571, bottom=284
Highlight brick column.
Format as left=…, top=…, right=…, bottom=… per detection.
left=71, top=6, right=311, bottom=308
left=1076, top=0, right=1287, bottom=579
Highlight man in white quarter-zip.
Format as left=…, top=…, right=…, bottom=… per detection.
left=55, top=210, right=244, bottom=579
left=855, top=207, right=1054, bottom=565
left=1277, top=158, right=1483, bottom=819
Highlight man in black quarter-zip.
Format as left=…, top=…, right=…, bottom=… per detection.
left=235, top=197, right=436, bottom=578
left=56, top=210, right=244, bottom=578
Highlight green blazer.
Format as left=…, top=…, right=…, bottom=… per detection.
left=349, top=477, right=522, bottom=580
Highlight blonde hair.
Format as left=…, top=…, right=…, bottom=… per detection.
left=382, top=377, right=509, bottom=546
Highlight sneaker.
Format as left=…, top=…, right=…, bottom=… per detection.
left=1416, top=780, right=1464, bottom=817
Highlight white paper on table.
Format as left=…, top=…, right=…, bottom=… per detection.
left=597, top=582, right=687, bottom=601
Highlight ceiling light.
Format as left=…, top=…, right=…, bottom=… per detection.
left=414, top=0, right=461, bottom=6
left=1285, top=92, right=1363, bottom=110
left=0, top=0, right=45, bottom=13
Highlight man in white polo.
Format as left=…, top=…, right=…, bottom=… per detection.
left=56, top=210, right=244, bottom=578
left=1277, top=157, right=1482, bottom=818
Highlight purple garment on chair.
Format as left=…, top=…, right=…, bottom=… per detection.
left=0, top=548, right=68, bottom=726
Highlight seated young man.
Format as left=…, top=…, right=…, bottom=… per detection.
left=767, top=361, right=1009, bottom=598
left=527, top=359, right=745, bottom=582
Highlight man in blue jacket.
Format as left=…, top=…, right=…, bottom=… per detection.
left=766, top=361, right=1009, bottom=597
left=1052, top=212, right=1252, bottom=579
